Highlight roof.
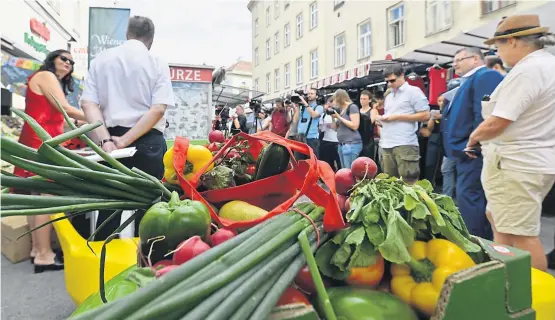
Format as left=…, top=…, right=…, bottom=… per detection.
left=226, top=61, right=252, bottom=73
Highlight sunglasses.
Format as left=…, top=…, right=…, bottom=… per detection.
left=59, top=56, right=75, bottom=66
left=386, top=78, right=397, bottom=83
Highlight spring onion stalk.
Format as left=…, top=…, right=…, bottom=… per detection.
left=228, top=270, right=282, bottom=320
left=55, top=147, right=125, bottom=175
left=0, top=137, right=43, bottom=162
left=44, top=121, right=103, bottom=147
left=1, top=202, right=148, bottom=217
left=38, top=143, right=89, bottom=169
left=10, top=108, right=52, bottom=141
left=0, top=175, right=86, bottom=196
left=132, top=167, right=172, bottom=199
left=1, top=194, right=124, bottom=207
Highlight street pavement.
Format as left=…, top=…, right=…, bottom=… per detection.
left=1, top=216, right=554, bottom=320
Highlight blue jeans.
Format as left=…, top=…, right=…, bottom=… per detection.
left=338, top=142, right=363, bottom=169
left=441, top=157, right=456, bottom=199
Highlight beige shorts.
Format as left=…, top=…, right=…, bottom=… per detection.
left=481, top=151, right=555, bottom=236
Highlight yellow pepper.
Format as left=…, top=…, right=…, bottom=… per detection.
left=163, top=145, right=214, bottom=184
left=390, top=239, right=476, bottom=316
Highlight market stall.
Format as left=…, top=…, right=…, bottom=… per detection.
left=1, top=98, right=554, bottom=320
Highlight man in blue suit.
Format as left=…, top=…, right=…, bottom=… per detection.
left=442, top=47, right=504, bottom=240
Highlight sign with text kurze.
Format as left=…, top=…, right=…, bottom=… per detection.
left=170, top=66, right=213, bottom=83
left=87, top=7, right=131, bottom=68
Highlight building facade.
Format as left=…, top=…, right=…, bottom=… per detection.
left=248, top=0, right=550, bottom=101
left=1, top=0, right=89, bottom=109
left=223, top=60, right=253, bottom=90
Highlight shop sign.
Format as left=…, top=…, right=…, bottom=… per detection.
left=30, top=18, right=50, bottom=41
left=170, top=66, right=212, bottom=83
left=24, top=32, right=49, bottom=55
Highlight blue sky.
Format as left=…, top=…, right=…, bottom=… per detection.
left=90, top=0, right=253, bottom=68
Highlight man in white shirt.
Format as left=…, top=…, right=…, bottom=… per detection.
left=80, top=16, right=175, bottom=239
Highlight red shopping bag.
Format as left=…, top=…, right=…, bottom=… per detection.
left=172, top=131, right=345, bottom=231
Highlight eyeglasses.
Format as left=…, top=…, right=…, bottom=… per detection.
left=453, top=56, right=475, bottom=64
left=59, top=56, right=75, bottom=66
left=386, top=78, right=397, bottom=83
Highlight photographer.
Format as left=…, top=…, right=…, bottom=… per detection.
left=319, top=96, right=341, bottom=171
left=230, top=105, right=248, bottom=135
left=293, top=88, right=324, bottom=158
left=331, top=89, right=362, bottom=168
left=286, top=101, right=299, bottom=139
left=256, top=109, right=271, bottom=132
left=269, top=99, right=291, bottom=137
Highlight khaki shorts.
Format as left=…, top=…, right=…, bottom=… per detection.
left=381, top=145, right=421, bottom=181
left=481, top=151, right=555, bottom=236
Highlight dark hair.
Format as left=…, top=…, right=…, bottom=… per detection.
left=127, top=16, right=155, bottom=43
left=360, top=90, right=372, bottom=99
left=36, top=49, right=74, bottom=95
left=308, top=87, right=318, bottom=94
left=326, top=96, right=334, bottom=103
left=454, top=47, right=485, bottom=61
left=486, top=56, right=505, bottom=70
left=383, top=64, right=404, bottom=78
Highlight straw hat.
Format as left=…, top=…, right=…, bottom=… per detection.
left=484, top=14, right=549, bottom=45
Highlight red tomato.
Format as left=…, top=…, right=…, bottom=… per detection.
left=245, top=164, right=256, bottom=176
left=294, top=265, right=325, bottom=294
left=345, top=253, right=385, bottom=288
left=276, top=287, right=310, bottom=306
left=225, top=151, right=240, bottom=159
left=207, top=143, right=220, bottom=152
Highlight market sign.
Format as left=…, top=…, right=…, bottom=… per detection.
left=29, top=18, right=50, bottom=41
left=170, top=66, right=212, bottom=83
left=24, top=32, right=49, bottom=55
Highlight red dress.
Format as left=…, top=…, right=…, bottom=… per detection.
left=13, top=73, right=65, bottom=178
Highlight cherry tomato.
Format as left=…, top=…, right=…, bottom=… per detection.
left=294, top=265, right=326, bottom=294
left=276, top=287, right=310, bottom=306
left=207, top=142, right=220, bottom=152
left=245, top=164, right=256, bottom=176
left=345, top=253, right=385, bottom=288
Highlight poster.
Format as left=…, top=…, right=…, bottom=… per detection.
left=88, top=7, right=131, bottom=67
left=165, top=82, right=212, bottom=140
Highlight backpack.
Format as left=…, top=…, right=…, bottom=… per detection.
left=270, top=109, right=290, bottom=137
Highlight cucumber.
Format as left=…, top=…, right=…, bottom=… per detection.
left=253, top=143, right=290, bottom=181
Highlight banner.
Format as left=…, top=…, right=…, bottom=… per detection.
left=1, top=52, right=83, bottom=108
left=88, top=7, right=131, bottom=67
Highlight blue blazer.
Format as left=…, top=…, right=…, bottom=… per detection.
left=441, top=68, right=504, bottom=159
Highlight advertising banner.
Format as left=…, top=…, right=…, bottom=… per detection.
left=87, top=7, right=131, bottom=67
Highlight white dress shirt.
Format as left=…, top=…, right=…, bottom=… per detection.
left=80, top=40, right=175, bottom=133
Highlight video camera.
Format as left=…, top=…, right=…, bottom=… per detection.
left=249, top=99, right=263, bottom=114
left=289, top=89, right=326, bottom=106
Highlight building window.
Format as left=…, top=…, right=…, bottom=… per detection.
left=284, top=23, right=291, bottom=47
left=255, top=18, right=259, bottom=37
left=284, top=63, right=291, bottom=88
left=334, top=33, right=346, bottom=68
left=296, top=57, right=303, bottom=84
left=255, top=47, right=259, bottom=66
left=254, top=78, right=259, bottom=92
left=387, top=3, right=405, bottom=48
left=275, top=32, right=280, bottom=54
left=47, top=0, right=61, bottom=14
left=358, top=20, right=372, bottom=59
left=266, top=39, right=271, bottom=60
left=266, top=73, right=271, bottom=94
left=310, top=2, right=318, bottom=30
left=310, top=50, right=318, bottom=79
left=266, top=7, right=271, bottom=27
left=284, top=0, right=290, bottom=10
left=426, top=0, right=452, bottom=35
left=275, top=0, right=280, bottom=18
left=296, top=13, right=303, bottom=39
left=275, top=68, right=280, bottom=92
left=334, top=0, right=345, bottom=10
left=482, top=0, right=516, bottom=14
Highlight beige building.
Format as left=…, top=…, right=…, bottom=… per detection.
left=248, top=0, right=553, bottom=101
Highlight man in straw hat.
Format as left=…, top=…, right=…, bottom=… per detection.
left=465, top=14, right=555, bottom=271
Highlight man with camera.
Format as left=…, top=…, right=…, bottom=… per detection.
left=292, top=88, right=324, bottom=158
left=231, top=105, right=248, bottom=135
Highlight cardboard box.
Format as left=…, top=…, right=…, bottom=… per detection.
left=1, top=216, right=32, bottom=263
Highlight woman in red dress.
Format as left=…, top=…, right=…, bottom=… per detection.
left=14, top=49, right=87, bottom=273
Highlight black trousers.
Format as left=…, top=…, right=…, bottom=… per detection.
left=319, top=140, right=341, bottom=171
left=93, top=126, right=166, bottom=241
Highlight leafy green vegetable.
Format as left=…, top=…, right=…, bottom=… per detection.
left=126, top=267, right=157, bottom=288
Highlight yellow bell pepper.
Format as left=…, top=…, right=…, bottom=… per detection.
left=390, top=239, right=476, bottom=316
left=163, top=145, right=214, bottom=184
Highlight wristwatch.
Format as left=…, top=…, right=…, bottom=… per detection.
left=99, top=138, right=114, bottom=147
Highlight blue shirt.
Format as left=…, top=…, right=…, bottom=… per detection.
left=296, top=101, right=324, bottom=139
left=380, top=82, right=430, bottom=148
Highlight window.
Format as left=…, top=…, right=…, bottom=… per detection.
left=284, top=0, right=290, bottom=10
left=274, top=68, right=280, bottom=92
left=266, top=39, right=271, bottom=60
left=255, top=19, right=259, bottom=36
left=310, top=50, right=318, bottom=79
left=333, top=0, right=345, bottom=10
left=358, top=20, right=372, bottom=59
left=482, top=0, right=516, bottom=14
left=47, top=0, right=61, bottom=13
left=284, top=23, right=291, bottom=47
left=254, top=78, right=259, bottom=92
left=275, top=32, right=280, bottom=54
left=255, top=47, right=259, bottom=66
left=266, top=7, right=271, bottom=27
left=387, top=3, right=405, bottom=48
left=310, top=2, right=318, bottom=30
left=296, top=57, right=303, bottom=84
left=296, top=13, right=303, bottom=39
left=284, top=63, right=291, bottom=88
left=275, top=0, right=280, bottom=18
left=266, top=73, right=271, bottom=94
left=426, top=0, right=452, bottom=35
left=334, top=33, right=346, bottom=67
